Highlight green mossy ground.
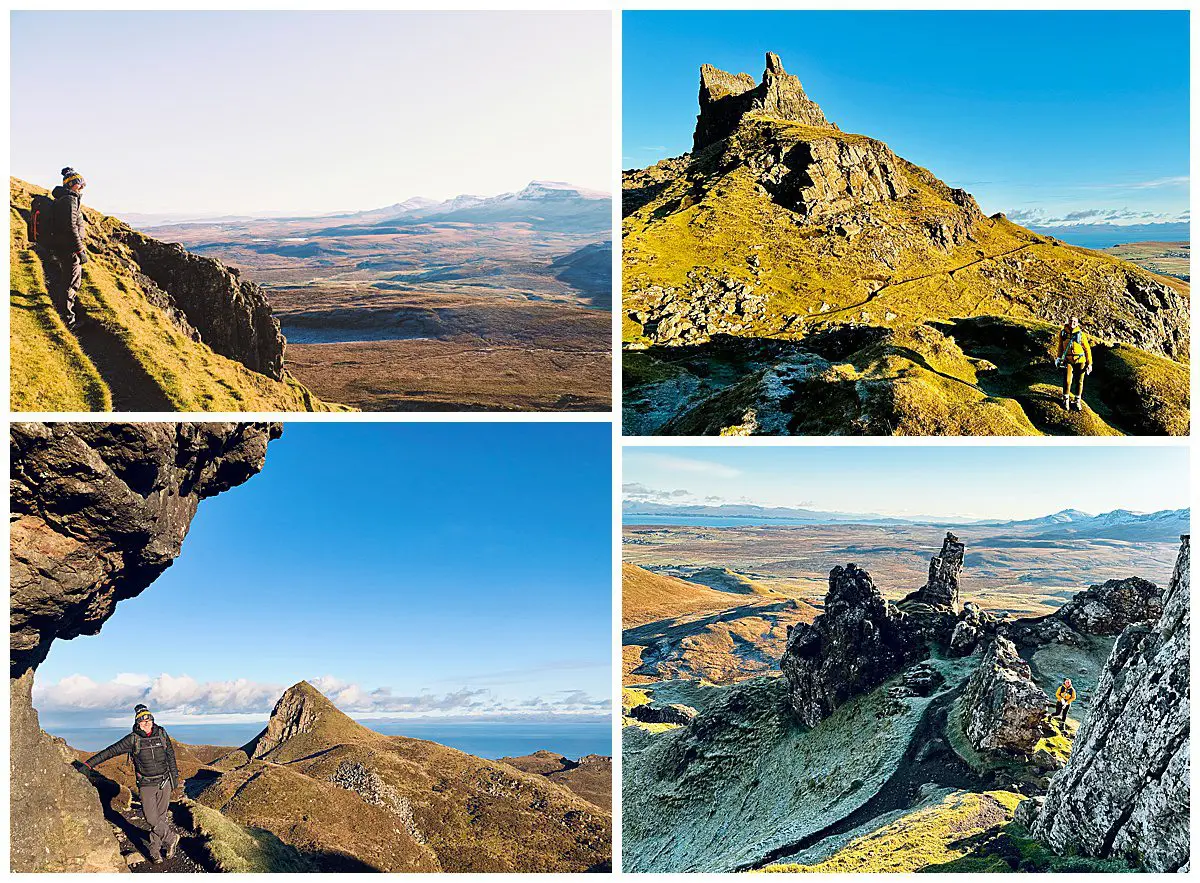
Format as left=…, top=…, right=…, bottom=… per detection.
left=10, top=178, right=349, bottom=412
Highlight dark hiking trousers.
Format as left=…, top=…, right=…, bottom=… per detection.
left=138, top=780, right=175, bottom=859
left=1055, top=699, right=1071, bottom=723
left=1063, top=361, right=1086, bottom=400
left=38, top=247, right=81, bottom=325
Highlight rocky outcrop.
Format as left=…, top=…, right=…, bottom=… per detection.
left=9, top=422, right=278, bottom=874
left=695, top=53, right=833, bottom=152
left=904, top=532, right=965, bottom=611
left=781, top=563, right=926, bottom=728
left=9, top=670, right=128, bottom=872
left=244, top=681, right=343, bottom=760
left=123, top=234, right=286, bottom=379
left=754, top=133, right=912, bottom=221
left=11, top=422, right=281, bottom=677
left=1029, top=536, right=1190, bottom=872
left=630, top=702, right=698, bottom=726
left=959, top=636, right=1048, bottom=754
left=1007, top=575, right=1163, bottom=649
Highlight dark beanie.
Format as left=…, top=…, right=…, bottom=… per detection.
left=61, top=167, right=85, bottom=187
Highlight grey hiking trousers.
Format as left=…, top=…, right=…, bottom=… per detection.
left=39, top=247, right=82, bottom=325
left=138, top=780, right=175, bottom=859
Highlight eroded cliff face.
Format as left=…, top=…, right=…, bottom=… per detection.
left=122, top=234, right=285, bottom=379
left=9, top=422, right=279, bottom=873
left=1028, top=536, right=1190, bottom=871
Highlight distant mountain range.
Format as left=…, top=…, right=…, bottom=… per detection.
left=622, top=501, right=1190, bottom=541
left=130, top=181, right=610, bottom=235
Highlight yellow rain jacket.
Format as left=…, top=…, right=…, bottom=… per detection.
left=1057, top=327, right=1092, bottom=367
left=1056, top=684, right=1076, bottom=704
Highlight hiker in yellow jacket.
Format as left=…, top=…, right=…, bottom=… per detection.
left=1054, top=678, right=1076, bottom=724
left=1055, top=318, right=1092, bottom=412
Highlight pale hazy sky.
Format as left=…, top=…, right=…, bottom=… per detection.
left=11, top=11, right=611, bottom=215
left=623, top=446, right=1191, bottom=522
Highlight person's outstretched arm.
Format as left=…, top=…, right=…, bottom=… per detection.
left=1083, top=335, right=1093, bottom=368
left=84, top=733, right=134, bottom=768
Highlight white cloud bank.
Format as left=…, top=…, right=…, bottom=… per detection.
left=34, top=673, right=610, bottom=725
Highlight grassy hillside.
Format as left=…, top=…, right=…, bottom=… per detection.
left=623, top=562, right=749, bottom=628
left=622, top=112, right=1190, bottom=436
left=10, top=178, right=348, bottom=412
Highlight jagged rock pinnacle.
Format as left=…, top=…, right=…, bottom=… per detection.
left=694, top=52, right=834, bottom=152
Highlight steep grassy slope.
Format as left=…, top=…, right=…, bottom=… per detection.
left=623, top=562, right=750, bottom=628
left=10, top=179, right=347, bottom=412
left=622, top=60, right=1190, bottom=436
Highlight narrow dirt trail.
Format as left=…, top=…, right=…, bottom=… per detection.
left=71, top=313, right=175, bottom=412
left=818, top=244, right=1036, bottom=320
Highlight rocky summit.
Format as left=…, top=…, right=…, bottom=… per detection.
left=9, top=422, right=278, bottom=873
left=9, top=178, right=346, bottom=412
left=1027, top=536, right=1190, bottom=871
left=622, top=53, right=1191, bottom=436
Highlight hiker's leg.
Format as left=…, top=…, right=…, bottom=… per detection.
left=38, top=248, right=63, bottom=313
left=139, top=784, right=169, bottom=857
left=1062, top=363, right=1072, bottom=398
left=64, top=253, right=81, bottom=325
left=1075, top=367, right=1085, bottom=403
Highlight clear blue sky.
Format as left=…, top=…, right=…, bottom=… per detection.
left=623, top=446, right=1191, bottom=521
left=624, top=11, right=1190, bottom=227
left=36, top=423, right=612, bottom=727
left=11, top=11, right=611, bottom=215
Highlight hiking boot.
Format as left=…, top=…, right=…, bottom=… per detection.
left=149, top=853, right=163, bottom=865
left=1074, top=397, right=1084, bottom=411
left=165, top=832, right=180, bottom=860
left=1062, top=395, right=1070, bottom=411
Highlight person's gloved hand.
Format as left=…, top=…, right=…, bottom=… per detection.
left=78, top=250, right=90, bottom=265
left=1085, top=365, right=1093, bottom=376
left=1054, top=357, right=1063, bottom=368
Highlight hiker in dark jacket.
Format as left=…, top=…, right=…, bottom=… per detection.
left=41, top=167, right=88, bottom=328
left=84, top=705, right=181, bottom=863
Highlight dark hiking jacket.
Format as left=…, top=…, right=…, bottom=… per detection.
left=50, top=185, right=86, bottom=255
left=85, top=723, right=179, bottom=788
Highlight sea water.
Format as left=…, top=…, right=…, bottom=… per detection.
left=49, top=718, right=611, bottom=761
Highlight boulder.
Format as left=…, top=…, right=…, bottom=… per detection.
left=781, top=563, right=926, bottom=728
left=1030, top=536, right=1190, bottom=871
left=959, top=636, right=1047, bottom=753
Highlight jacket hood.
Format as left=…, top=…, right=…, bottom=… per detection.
left=51, top=185, right=78, bottom=200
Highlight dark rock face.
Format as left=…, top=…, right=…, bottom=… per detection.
left=915, top=532, right=965, bottom=611
left=630, top=703, right=698, bottom=726
left=1006, top=575, right=1163, bottom=649
left=122, top=234, right=286, bottom=379
left=11, top=422, right=281, bottom=678
left=781, top=563, right=926, bottom=728
left=9, top=422, right=278, bottom=873
left=1031, top=536, right=1190, bottom=872
left=959, top=636, right=1047, bottom=753
left=694, top=52, right=833, bottom=152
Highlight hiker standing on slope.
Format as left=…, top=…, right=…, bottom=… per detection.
left=33, top=167, right=88, bottom=329
left=1054, top=317, right=1093, bottom=412
left=1053, top=678, right=1076, bottom=724
left=84, top=705, right=181, bottom=864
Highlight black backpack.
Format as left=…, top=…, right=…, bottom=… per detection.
left=28, top=193, right=61, bottom=248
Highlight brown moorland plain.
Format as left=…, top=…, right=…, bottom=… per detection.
left=150, top=185, right=613, bottom=411
left=501, top=751, right=612, bottom=811
left=1102, top=241, right=1190, bottom=282
left=623, top=521, right=1182, bottom=618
